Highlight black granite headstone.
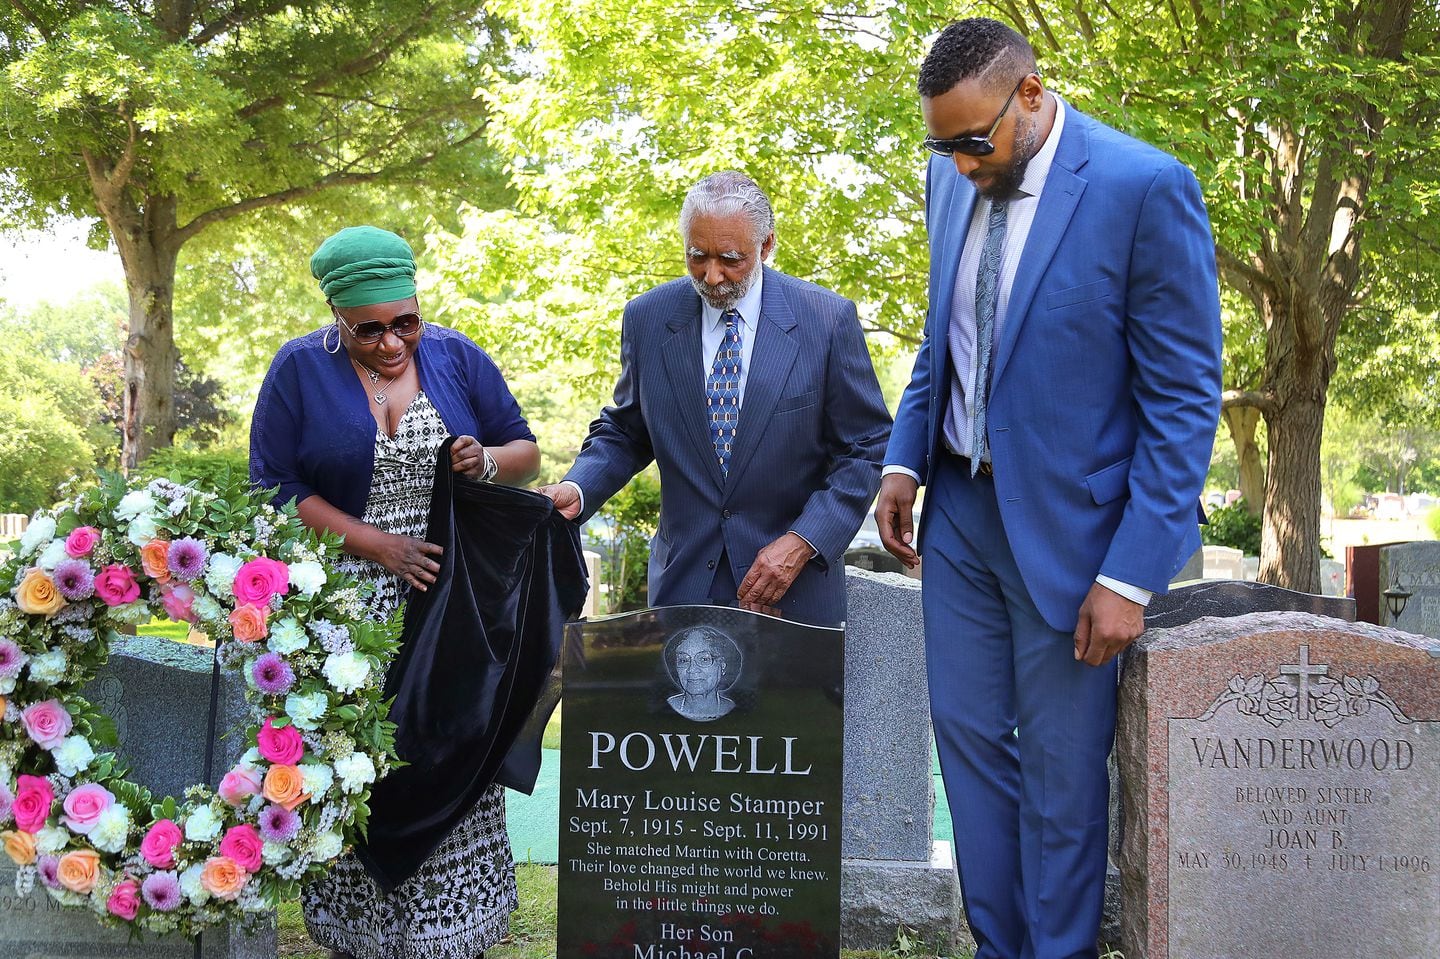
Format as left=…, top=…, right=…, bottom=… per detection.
left=558, top=605, right=843, bottom=959
left=1144, top=580, right=1356, bottom=630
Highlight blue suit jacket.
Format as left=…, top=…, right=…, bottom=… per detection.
left=887, top=108, right=1222, bottom=631
left=566, top=267, right=892, bottom=624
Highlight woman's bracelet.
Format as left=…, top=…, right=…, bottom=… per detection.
left=479, top=446, right=498, bottom=483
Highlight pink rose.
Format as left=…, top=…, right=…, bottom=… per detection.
left=106, top=878, right=140, bottom=921
left=60, top=783, right=114, bottom=835
left=161, top=584, right=198, bottom=625
left=256, top=717, right=304, bottom=766
left=140, top=819, right=182, bottom=869
left=93, top=565, right=140, bottom=607
left=218, top=765, right=263, bottom=806
left=219, top=824, right=264, bottom=873
left=13, top=775, right=54, bottom=833
left=64, top=527, right=99, bottom=558
left=20, top=699, right=73, bottom=749
left=232, top=557, right=289, bottom=607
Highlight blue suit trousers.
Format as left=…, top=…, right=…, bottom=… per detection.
left=924, top=454, right=1116, bottom=959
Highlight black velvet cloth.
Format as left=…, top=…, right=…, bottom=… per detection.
left=357, top=438, right=588, bottom=891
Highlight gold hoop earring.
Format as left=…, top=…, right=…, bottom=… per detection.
left=322, top=323, right=342, bottom=354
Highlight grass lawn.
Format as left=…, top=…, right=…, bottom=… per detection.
left=277, top=864, right=975, bottom=959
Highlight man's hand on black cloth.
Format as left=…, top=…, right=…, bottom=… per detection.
left=536, top=483, right=582, bottom=520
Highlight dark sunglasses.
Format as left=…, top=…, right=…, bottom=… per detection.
left=334, top=310, right=424, bottom=344
left=923, top=75, right=1029, bottom=158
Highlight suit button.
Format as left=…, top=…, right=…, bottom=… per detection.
left=707, top=560, right=716, bottom=570
left=722, top=509, right=731, bottom=519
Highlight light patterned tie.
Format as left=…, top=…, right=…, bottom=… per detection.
left=970, top=200, right=1008, bottom=477
left=706, top=309, right=744, bottom=477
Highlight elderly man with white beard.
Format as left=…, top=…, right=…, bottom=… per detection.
left=539, top=171, right=890, bottom=625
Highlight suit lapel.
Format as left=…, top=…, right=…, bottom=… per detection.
left=724, top=271, right=798, bottom=492
left=990, top=113, right=1090, bottom=389
left=662, top=295, right=726, bottom=490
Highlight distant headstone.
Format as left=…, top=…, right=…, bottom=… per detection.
left=1201, top=545, right=1245, bottom=580
left=839, top=569, right=961, bottom=951
left=1116, top=612, right=1440, bottom=959
left=1379, top=541, right=1440, bottom=639
left=1170, top=547, right=1204, bottom=586
left=0, top=636, right=276, bottom=957
left=557, top=606, right=843, bottom=958
left=1347, top=541, right=1410, bottom=625
left=1146, top=580, right=1356, bottom=630
left=1319, top=558, right=1346, bottom=598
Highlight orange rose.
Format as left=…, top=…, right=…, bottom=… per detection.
left=57, top=848, right=100, bottom=893
left=200, top=855, right=248, bottom=900
left=15, top=568, right=66, bottom=617
left=140, top=539, right=172, bottom=583
left=1, top=830, right=36, bottom=865
left=261, top=764, right=310, bottom=811
left=228, top=603, right=269, bottom=642
left=0, top=695, right=8, bottom=717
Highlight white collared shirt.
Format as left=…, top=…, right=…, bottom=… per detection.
left=699, top=272, right=763, bottom=398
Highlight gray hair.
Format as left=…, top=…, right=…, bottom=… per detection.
left=679, top=171, right=776, bottom=248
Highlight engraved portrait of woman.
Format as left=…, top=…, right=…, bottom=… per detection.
left=663, top=626, right=742, bottom=722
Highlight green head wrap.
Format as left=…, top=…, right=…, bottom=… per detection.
left=310, top=226, right=417, bottom=308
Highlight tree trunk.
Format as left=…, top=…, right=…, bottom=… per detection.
left=1223, top=405, right=1264, bottom=514
left=1258, top=391, right=1326, bottom=594
left=120, top=242, right=181, bottom=470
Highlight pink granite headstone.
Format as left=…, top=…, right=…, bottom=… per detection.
left=1117, top=612, right=1440, bottom=959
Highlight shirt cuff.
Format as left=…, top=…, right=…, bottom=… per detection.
left=882, top=465, right=922, bottom=483
left=787, top=531, right=820, bottom=560
left=1096, top=575, right=1153, bottom=606
left=560, top=480, right=586, bottom=514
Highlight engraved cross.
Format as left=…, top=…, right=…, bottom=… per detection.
left=1280, top=645, right=1329, bottom=721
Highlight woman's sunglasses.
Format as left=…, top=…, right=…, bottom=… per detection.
left=334, top=310, right=424, bottom=344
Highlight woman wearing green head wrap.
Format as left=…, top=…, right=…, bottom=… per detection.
left=250, top=225, right=541, bottom=959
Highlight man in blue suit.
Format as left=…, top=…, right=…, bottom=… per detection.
left=541, top=171, right=891, bottom=625
left=876, top=20, right=1222, bottom=959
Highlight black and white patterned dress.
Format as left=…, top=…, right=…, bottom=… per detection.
left=304, top=392, right=517, bottom=959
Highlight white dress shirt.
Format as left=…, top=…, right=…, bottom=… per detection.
left=882, top=98, right=1151, bottom=606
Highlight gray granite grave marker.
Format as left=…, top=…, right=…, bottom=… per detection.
left=1379, top=541, right=1440, bottom=639
left=0, top=636, right=276, bottom=959
left=839, top=569, right=961, bottom=951
left=1116, top=612, right=1440, bottom=959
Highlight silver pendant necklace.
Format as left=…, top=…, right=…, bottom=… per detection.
left=353, top=358, right=396, bottom=405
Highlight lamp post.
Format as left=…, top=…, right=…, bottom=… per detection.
left=1382, top=575, right=1412, bottom=623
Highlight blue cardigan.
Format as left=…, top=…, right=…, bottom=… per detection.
left=249, top=325, right=535, bottom=518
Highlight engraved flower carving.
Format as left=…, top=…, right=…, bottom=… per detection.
left=1342, top=675, right=1379, bottom=716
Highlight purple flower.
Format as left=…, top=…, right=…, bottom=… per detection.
left=0, top=639, right=26, bottom=679
left=36, top=855, right=60, bottom=888
left=166, top=537, right=208, bottom=581
left=251, top=653, right=295, bottom=696
left=258, top=803, right=300, bottom=843
left=0, top=779, right=12, bottom=825
left=52, top=559, right=96, bottom=602
left=141, top=871, right=182, bottom=911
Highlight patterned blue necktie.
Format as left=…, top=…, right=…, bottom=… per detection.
left=970, top=200, right=1008, bottom=477
left=706, top=309, right=744, bottom=477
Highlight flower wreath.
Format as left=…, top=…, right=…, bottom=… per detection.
left=0, top=473, right=399, bottom=936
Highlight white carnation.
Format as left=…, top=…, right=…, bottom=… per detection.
left=0, top=677, right=13, bottom=695
left=90, top=804, right=130, bottom=853
left=322, top=652, right=371, bottom=694
left=51, top=736, right=95, bottom=777
left=18, top=516, right=56, bottom=557
left=267, top=618, right=308, bottom=655
left=35, top=825, right=70, bottom=854
left=333, top=752, right=376, bottom=794
left=284, top=691, right=328, bottom=731
left=178, top=863, right=210, bottom=905
left=261, top=841, right=292, bottom=865
left=287, top=562, right=326, bottom=598
left=126, top=513, right=159, bottom=548
left=114, top=491, right=156, bottom=521
left=36, top=539, right=69, bottom=571
left=183, top=805, right=221, bottom=843
left=192, top=594, right=223, bottom=623
left=205, top=554, right=243, bottom=598
left=241, top=747, right=262, bottom=766
left=311, top=831, right=343, bottom=860
left=299, top=763, right=334, bottom=798
left=27, top=648, right=67, bottom=686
